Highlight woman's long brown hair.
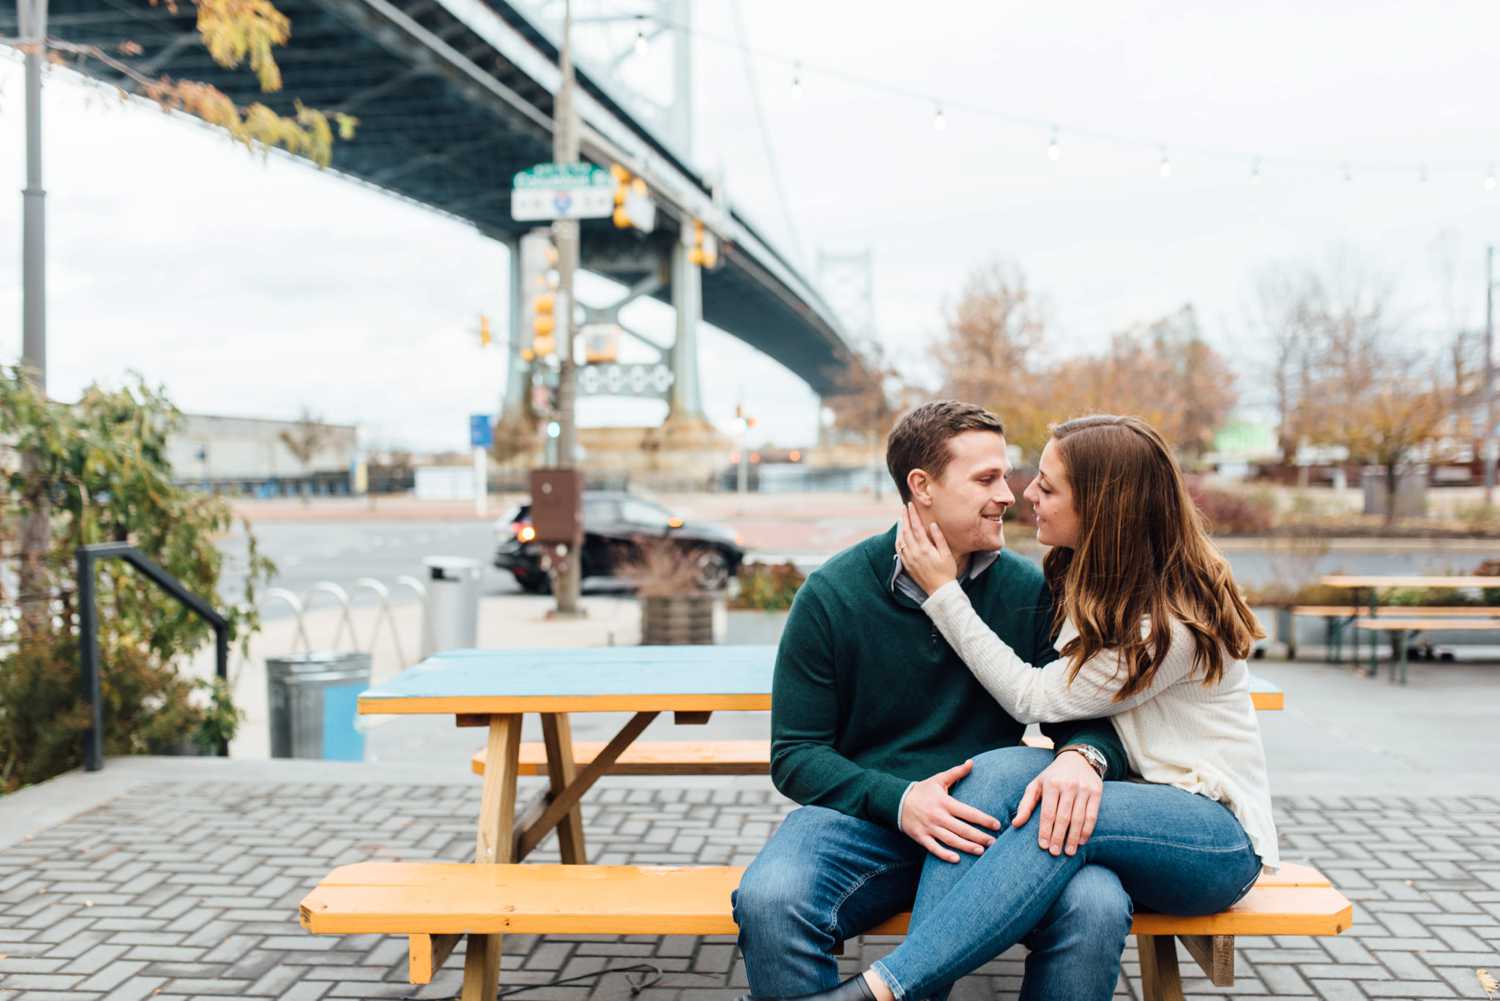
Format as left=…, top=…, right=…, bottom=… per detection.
left=1041, top=415, right=1263, bottom=699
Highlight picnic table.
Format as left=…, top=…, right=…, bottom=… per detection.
left=1319, top=575, right=1500, bottom=681
left=353, top=644, right=1287, bottom=999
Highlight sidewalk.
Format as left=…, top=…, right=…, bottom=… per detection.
left=1, top=753, right=1497, bottom=1001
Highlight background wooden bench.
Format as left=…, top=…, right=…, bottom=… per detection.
left=300, top=860, right=1353, bottom=1001
left=1284, top=604, right=1500, bottom=661
left=1352, top=617, right=1500, bottom=683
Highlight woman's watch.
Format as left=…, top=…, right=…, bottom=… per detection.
left=1058, top=743, right=1108, bottom=779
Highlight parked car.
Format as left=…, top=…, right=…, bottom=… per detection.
left=493, top=490, right=745, bottom=594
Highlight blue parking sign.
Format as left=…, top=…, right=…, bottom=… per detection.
left=470, top=414, right=493, bottom=448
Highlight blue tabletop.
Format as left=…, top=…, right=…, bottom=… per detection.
left=357, top=644, right=1284, bottom=716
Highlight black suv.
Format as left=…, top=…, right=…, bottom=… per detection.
left=493, top=490, right=746, bottom=594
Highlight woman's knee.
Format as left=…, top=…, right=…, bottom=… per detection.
left=950, top=746, right=1053, bottom=818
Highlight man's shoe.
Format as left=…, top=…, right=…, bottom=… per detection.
left=738, top=973, right=880, bottom=1001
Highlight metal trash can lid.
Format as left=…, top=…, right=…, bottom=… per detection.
left=424, top=555, right=480, bottom=580
left=266, top=650, right=372, bottom=681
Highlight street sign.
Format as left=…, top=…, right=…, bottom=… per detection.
left=513, top=163, right=611, bottom=189
left=469, top=414, right=493, bottom=448
left=512, top=163, right=615, bottom=222
left=512, top=187, right=613, bottom=222
left=577, top=363, right=675, bottom=400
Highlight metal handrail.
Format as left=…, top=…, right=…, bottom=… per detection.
left=76, top=542, right=230, bottom=771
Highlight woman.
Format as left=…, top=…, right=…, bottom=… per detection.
left=766, top=415, right=1277, bottom=1001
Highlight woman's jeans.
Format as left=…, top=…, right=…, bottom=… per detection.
left=734, top=748, right=1134, bottom=1001
left=872, top=748, right=1263, bottom=1001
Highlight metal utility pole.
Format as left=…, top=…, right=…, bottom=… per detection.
left=19, top=0, right=47, bottom=389
left=17, top=0, right=51, bottom=643
left=552, top=0, right=582, bottom=616
left=1486, top=245, right=1496, bottom=505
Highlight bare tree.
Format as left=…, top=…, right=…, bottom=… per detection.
left=826, top=340, right=910, bottom=498
left=931, top=261, right=1050, bottom=457
left=1258, top=256, right=1451, bottom=523
left=278, top=408, right=332, bottom=504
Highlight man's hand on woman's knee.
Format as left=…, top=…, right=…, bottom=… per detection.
left=1013, top=752, right=1103, bottom=857
left=898, top=759, right=1001, bottom=863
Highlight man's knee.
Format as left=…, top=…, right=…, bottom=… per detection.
left=950, top=746, right=1054, bottom=818
left=734, top=853, right=820, bottom=936
left=1050, top=864, right=1133, bottom=945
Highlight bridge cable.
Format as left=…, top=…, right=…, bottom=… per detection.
left=725, top=0, right=807, bottom=270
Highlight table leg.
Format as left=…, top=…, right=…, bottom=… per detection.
left=461, top=713, right=521, bottom=1001
left=1367, top=588, right=1380, bottom=678
left=540, top=712, right=588, bottom=864
left=1397, top=629, right=1409, bottom=685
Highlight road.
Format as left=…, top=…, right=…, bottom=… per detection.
left=217, top=513, right=1500, bottom=621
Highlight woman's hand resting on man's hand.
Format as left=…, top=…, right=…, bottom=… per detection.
left=897, top=502, right=959, bottom=594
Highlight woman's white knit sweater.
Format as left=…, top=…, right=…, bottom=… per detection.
left=923, top=580, right=1280, bottom=870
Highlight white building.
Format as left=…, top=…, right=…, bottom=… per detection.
left=167, top=413, right=359, bottom=496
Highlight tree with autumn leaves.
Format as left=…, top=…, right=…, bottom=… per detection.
left=923, top=261, right=1238, bottom=466
left=5, top=0, right=357, bottom=168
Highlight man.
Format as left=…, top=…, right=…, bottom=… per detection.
left=733, top=402, right=1133, bottom=1001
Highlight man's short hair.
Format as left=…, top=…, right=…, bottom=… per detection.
left=886, top=401, right=1006, bottom=503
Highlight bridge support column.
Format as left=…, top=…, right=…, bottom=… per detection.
left=666, top=235, right=706, bottom=424
left=494, top=238, right=537, bottom=462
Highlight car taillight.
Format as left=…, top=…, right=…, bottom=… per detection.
left=515, top=523, right=536, bottom=543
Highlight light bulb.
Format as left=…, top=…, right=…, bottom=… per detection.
left=634, top=18, right=649, bottom=55
left=1047, top=129, right=1060, bottom=162
left=933, top=106, right=946, bottom=132
left=1342, top=163, right=1352, bottom=183
left=1420, top=164, right=1429, bottom=183
left=1487, top=165, right=1496, bottom=191
left=1251, top=158, right=1262, bottom=184
left=792, top=64, right=802, bottom=100
left=1158, top=150, right=1172, bottom=178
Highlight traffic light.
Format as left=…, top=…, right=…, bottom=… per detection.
left=532, top=292, right=556, bottom=358
left=688, top=219, right=719, bottom=268
left=610, top=164, right=656, bottom=231
left=519, top=229, right=561, bottom=362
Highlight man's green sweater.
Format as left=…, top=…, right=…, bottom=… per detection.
left=770, top=525, right=1128, bottom=828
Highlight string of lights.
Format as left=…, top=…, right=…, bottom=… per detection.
left=634, top=12, right=1496, bottom=189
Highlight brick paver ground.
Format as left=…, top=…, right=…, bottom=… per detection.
left=1, top=778, right=1498, bottom=1001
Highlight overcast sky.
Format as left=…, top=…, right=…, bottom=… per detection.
left=3, top=0, right=1498, bottom=452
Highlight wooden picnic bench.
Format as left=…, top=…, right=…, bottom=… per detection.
left=1319, top=575, right=1500, bottom=680
left=1283, top=604, right=1500, bottom=661
left=300, top=860, right=1352, bottom=1001
left=300, top=645, right=1331, bottom=1000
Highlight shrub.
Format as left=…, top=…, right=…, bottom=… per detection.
left=0, top=369, right=274, bottom=791
left=729, top=561, right=806, bottom=611
left=1188, top=480, right=1275, bottom=535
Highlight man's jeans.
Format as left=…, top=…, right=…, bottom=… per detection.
left=734, top=748, right=1132, bottom=1001
left=872, top=748, right=1262, bottom=1001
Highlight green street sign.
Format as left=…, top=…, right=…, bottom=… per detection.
left=513, top=163, right=612, bottom=189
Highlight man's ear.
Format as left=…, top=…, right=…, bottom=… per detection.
left=907, top=469, right=933, bottom=506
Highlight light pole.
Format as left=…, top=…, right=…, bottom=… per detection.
left=16, top=0, right=50, bottom=641
left=1485, top=245, right=1495, bottom=506
left=551, top=0, right=583, bottom=616
left=19, top=0, right=47, bottom=390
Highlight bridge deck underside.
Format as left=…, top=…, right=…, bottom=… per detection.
left=5, top=0, right=851, bottom=395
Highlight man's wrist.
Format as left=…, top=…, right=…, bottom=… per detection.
left=895, top=781, right=916, bottom=834
left=1057, top=743, right=1107, bottom=779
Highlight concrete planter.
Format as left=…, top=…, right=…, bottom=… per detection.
left=641, top=593, right=723, bottom=645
